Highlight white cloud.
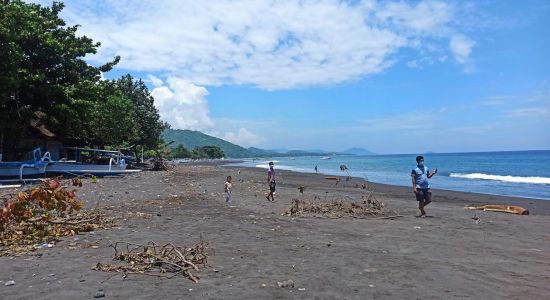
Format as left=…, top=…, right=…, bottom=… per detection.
left=375, top=1, right=452, bottom=33
left=223, top=128, right=266, bottom=147
left=151, top=77, right=214, bottom=131
left=449, top=34, right=475, bottom=64
left=53, top=0, right=471, bottom=90
left=147, top=74, right=164, bottom=87
left=505, top=107, right=550, bottom=119
left=150, top=76, right=266, bottom=146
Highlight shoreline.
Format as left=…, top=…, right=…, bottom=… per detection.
left=222, top=163, right=550, bottom=215
left=2, top=164, right=550, bottom=299
left=222, top=159, right=550, bottom=201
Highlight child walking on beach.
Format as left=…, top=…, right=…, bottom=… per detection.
left=224, top=176, right=232, bottom=204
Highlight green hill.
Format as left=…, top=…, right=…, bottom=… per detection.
left=162, top=129, right=345, bottom=158
left=163, top=129, right=252, bottom=158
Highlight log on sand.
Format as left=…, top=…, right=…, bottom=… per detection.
left=465, top=205, right=529, bottom=215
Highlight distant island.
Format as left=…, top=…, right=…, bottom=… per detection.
left=342, top=147, right=377, bottom=156
left=162, top=129, right=375, bottom=158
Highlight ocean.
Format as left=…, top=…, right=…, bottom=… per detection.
left=228, top=150, right=550, bottom=200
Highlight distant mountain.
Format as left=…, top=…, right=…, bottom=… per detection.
left=163, top=129, right=350, bottom=158
left=343, top=147, right=376, bottom=156
left=163, top=129, right=252, bottom=158
left=305, top=149, right=332, bottom=154
left=271, top=148, right=290, bottom=154
left=247, top=147, right=278, bottom=157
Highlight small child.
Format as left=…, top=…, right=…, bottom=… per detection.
left=224, top=176, right=232, bottom=203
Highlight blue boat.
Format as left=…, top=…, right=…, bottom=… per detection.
left=0, top=148, right=48, bottom=179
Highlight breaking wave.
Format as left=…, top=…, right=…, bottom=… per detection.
left=449, top=173, right=550, bottom=184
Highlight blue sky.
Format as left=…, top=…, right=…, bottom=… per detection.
left=39, top=0, right=549, bottom=154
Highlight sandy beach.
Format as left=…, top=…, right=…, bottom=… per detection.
left=1, top=163, right=549, bottom=299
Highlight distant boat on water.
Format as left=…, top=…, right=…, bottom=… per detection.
left=321, top=156, right=331, bottom=160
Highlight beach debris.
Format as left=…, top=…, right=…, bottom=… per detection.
left=375, top=215, right=404, bottom=220
left=298, top=186, right=305, bottom=194
left=286, top=179, right=397, bottom=218
left=0, top=178, right=114, bottom=257
left=285, top=197, right=391, bottom=218
left=5, top=280, right=15, bottom=286
left=36, top=243, right=55, bottom=249
left=277, top=279, right=295, bottom=288
left=465, top=205, right=529, bottom=215
left=324, top=176, right=341, bottom=186
left=93, top=240, right=208, bottom=283
left=472, top=214, right=481, bottom=224
left=93, top=290, right=106, bottom=298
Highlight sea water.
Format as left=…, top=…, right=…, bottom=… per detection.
left=229, top=150, right=550, bottom=200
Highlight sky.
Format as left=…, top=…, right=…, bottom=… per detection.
left=37, top=0, right=550, bottom=154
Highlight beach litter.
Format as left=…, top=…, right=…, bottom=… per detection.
left=5, top=280, right=15, bottom=286
left=277, top=279, right=295, bottom=288
left=465, top=205, right=529, bottom=215
left=92, top=240, right=208, bottom=283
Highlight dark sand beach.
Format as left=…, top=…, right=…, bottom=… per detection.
left=1, top=163, right=549, bottom=299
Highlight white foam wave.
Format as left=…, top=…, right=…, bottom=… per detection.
left=450, top=173, right=550, bottom=184
left=255, top=164, right=292, bottom=169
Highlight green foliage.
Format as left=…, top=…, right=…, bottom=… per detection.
left=113, top=75, right=168, bottom=149
left=169, top=144, right=224, bottom=159
left=169, top=144, right=191, bottom=159
left=0, top=1, right=119, bottom=157
left=200, top=145, right=225, bottom=158
left=0, top=2, right=165, bottom=158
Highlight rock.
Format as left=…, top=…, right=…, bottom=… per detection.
left=5, top=280, right=15, bottom=286
left=94, top=290, right=105, bottom=298
left=277, top=279, right=295, bottom=288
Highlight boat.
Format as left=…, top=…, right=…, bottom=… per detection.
left=0, top=148, right=48, bottom=180
left=0, top=147, right=140, bottom=181
left=321, top=156, right=331, bottom=160
left=44, top=147, right=141, bottom=176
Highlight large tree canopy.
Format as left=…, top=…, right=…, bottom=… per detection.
left=0, top=1, right=166, bottom=160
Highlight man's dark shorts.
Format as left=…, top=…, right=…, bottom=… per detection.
left=415, top=188, right=432, bottom=202
left=269, top=182, right=276, bottom=193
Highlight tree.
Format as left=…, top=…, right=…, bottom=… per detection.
left=113, top=74, right=168, bottom=153
left=201, top=145, right=225, bottom=158
left=169, top=144, right=191, bottom=159
left=190, top=145, right=225, bottom=159
left=0, top=1, right=119, bottom=158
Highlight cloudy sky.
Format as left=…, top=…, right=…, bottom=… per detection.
left=39, top=0, right=549, bottom=154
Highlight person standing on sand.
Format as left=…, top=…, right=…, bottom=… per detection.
left=224, top=176, right=233, bottom=204
left=411, top=155, right=438, bottom=217
left=266, top=162, right=276, bottom=201
left=314, top=165, right=318, bottom=173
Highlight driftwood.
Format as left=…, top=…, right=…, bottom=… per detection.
left=93, top=241, right=208, bottom=283
left=465, top=205, right=529, bottom=215
left=375, top=215, right=404, bottom=220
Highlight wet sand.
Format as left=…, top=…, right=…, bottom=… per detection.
left=1, top=163, right=549, bottom=299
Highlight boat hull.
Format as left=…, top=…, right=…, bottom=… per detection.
left=0, top=164, right=47, bottom=178
left=45, top=162, right=141, bottom=176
